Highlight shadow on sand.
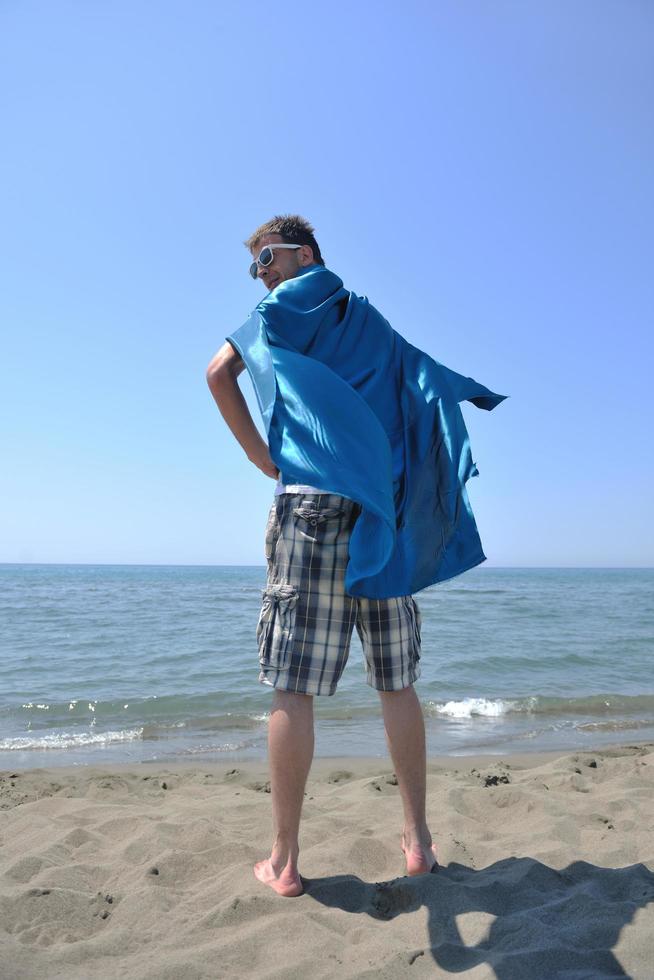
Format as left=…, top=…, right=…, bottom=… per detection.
left=304, top=856, right=654, bottom=978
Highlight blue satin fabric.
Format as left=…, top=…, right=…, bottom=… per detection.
left=228, top=265, right=506, bottom=599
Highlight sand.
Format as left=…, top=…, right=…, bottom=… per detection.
left=1, top=743, right=653, bottom=979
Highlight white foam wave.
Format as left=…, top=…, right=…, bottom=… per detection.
left=0, top=729, right=144, bottom=751
left=180, top=741, right=249, bottom=754
left=434, top=698, right=514, bottom=718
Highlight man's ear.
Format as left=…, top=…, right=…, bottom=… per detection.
left=298, top=244, right=314, bottom=267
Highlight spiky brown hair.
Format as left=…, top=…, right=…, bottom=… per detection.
left=244, top=214, right=325, bottom=266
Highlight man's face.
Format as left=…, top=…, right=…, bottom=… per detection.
left=250, top=233, right=314, bottom=291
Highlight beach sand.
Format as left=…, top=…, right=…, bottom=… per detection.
left=1, top=743, right=653, bottom=979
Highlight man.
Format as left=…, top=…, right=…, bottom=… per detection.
left=206, top=215, right=505, bottom=897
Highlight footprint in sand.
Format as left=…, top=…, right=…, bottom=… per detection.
left=327, top=770, right=353, bottom=784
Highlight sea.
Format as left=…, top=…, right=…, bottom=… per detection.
left=1, top=565, right=653, bottom=770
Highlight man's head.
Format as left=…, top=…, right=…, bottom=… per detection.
left=245, top=214, right=324, bottom=291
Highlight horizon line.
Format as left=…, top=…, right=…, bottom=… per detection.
left=1, top=562, right=653, bottom=571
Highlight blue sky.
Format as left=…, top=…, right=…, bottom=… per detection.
left=1, top=1, right=652, bottom=566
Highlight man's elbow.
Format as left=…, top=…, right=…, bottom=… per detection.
left=206, top=355, right=231, bottom=391
left=206, top=360, right=224, bottom=390
left=206, top=344, right=244, bottom=389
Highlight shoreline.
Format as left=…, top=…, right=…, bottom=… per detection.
left=4, top=739, right=652, bottom=779
left=2, top=733, right=654, bottom=776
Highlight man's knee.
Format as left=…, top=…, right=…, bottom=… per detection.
left=378, top=684, right=416, bottom=700
left=272, top=689, right=314, bottom=711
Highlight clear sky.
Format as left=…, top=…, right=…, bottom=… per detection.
left=1, top=1, right=652, bottom=566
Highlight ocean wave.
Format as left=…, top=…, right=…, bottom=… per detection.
left=521, top=694, right=654, bottom=715
left=576, top=719, right=654, bottom=733
left=431, top=698, right=515, bottom=718
left=141, top=712, right=271, bottom=737
left=0, top=728, right=143, bottom=751
left=427, top=693, right=654, bottom=720
left=177, top=740, right=254, bottom=754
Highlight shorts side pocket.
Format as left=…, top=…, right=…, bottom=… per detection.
left=256, top=584, right=299, bottom=670
left=405, top=596, right=422, bottom=663
left=264, top=502, right=279, bottom=562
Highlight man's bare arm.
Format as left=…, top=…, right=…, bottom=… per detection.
left=206, top=342, right=279, bottom=479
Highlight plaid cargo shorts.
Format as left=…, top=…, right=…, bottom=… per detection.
left=256, top=493, right=422, bottom=696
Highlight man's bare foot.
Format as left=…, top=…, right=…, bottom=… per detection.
left=253, top=858, right=304, bottom=897
left=401, top=833, right=438, bottom=876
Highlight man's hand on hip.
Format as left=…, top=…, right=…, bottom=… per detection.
left=249, top=445, right=280, bottom=480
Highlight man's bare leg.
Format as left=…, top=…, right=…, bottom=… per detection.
left=379, top=685, right=438, bottom=875
left=253, top=689, right=314, bottom=896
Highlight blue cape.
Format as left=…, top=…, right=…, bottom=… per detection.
left=228, top=265, right=506, bottom=599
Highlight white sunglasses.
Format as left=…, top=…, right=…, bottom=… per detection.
left=249, top=243, right=302, bottom=279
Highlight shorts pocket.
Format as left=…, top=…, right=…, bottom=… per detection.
left=264, top=502, right=279, bottom=562
left=405, top=596, right=422, bottom=663
left=256, top=584, right=299, bottom=670
left=293, top=502, right=345, bottom=545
